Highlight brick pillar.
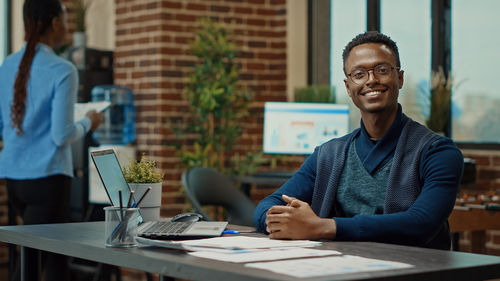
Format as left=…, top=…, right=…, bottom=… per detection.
left=114, top=0, right=288, bottom=216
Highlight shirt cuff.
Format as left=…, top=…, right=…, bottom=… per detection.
left=78, top=117, right=91, bottom=133
left=334, top=217, right=361, bottom=241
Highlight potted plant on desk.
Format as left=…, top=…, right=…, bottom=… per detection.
left=122, top=154, right=164, bottom=221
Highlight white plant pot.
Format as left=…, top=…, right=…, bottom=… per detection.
left=128, top=182, right=162, bottom=221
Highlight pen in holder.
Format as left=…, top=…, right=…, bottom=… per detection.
left=104, top=206, right=139, bottom=247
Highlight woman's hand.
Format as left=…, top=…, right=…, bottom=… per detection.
left=86, top=110, right=103, bottom=131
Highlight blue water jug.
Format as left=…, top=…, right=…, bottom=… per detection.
left=91, top=85, right=135, bottom=144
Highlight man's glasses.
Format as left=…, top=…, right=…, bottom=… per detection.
left=347, top=63, right=400, bottom=85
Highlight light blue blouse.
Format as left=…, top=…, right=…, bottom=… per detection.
left=0, top=43, right=90, bottom=179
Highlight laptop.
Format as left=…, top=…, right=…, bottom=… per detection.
left=90, top=149, right=228, bottom=240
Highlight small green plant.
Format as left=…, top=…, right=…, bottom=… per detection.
left=423, top=68, right=463, bottom=135
left=74, top=0, right=90, bottom=32
left=122, top=154, right=164, bottom=183
left=294, top=85, right=335, bottom=103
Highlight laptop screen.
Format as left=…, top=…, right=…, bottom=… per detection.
left=90, top=149, right=135, bottom=209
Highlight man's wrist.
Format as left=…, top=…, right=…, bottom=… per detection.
left=316, top=218, right=336, bottom=240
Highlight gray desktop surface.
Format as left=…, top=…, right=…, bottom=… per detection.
left=1, top=222, right=500, bottom=281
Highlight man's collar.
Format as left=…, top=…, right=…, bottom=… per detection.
left=356, top=104, right=408, bottom=174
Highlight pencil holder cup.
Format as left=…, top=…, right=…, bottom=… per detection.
left=104, top=206, right=139, bottom=247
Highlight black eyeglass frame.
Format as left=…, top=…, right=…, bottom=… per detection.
left=346, top=63, right=401, bottom=85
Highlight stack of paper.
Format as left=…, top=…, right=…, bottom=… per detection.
left=189, top=247, right=341, bottom=263
left=246, top=255, right=414, bottom=278
left=177, top=236, right=322, bottom=250
left=74, top=101, right=111, bottom=121
left=137, top=236, right=414, bottom=277
left=136, top=236, right=340, bottom=263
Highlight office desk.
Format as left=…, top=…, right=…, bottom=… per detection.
left=1, top=222, right=500, bottom=281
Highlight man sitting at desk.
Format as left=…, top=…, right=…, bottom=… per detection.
left=253, top=31, right=463, bottom=250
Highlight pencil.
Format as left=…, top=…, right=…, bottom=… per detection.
left=135, top=186, right=152, bottom=208
left=126, top=190, right=135, bottom=208
left=118, top=189, right=123, bottom=220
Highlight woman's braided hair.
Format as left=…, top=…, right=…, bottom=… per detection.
left=11, top=0, right=62, bottom=135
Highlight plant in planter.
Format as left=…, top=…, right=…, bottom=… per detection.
left=170, top=18, right=257, bottom=174
left=72, top=0, right=90, bottom=47
left=122, top=154, right=164, bottom=221
left=423, top=68, right=463, bottom=136
left=169, top=18, right=264, bottom=220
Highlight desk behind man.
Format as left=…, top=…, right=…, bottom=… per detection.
left=254, top=31, right=463, bottom=250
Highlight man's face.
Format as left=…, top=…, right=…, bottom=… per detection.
left=343, top=43, right=404, bottom=115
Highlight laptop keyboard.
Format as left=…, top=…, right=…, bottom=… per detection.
left=142, top=221, right=193, bottom=235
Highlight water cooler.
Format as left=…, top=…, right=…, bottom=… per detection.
left=87, top=85, right=136, bottom=215
left=91, top=85, right=135, bottom=145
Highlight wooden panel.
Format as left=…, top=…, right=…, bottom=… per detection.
left=449, top=208, right=500, bottom=233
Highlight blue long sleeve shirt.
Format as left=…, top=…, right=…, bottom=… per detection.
left=0, top=43, right=91, bottom=179
left=254, top=106, right=463, bottom=249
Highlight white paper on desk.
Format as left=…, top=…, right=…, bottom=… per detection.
left=136, top=236, right=245, bottom=253
left=188, top=247, right=341, bottom=263
left=245, top=255, right=414, bottom=278
left=177, top=236, right=322, bottom=250
left=74, top=101, right=111, bottom=121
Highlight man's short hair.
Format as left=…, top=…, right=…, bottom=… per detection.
left=342, top=31, right=400, bottom=75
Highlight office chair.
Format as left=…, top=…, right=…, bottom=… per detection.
left=181, top=167, right=256, bottom=226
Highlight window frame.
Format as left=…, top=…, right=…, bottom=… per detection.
left=7, top=0, right=11, bottom=55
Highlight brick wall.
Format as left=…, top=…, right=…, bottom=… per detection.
left=113, top=0, right=290, bottom=216
left=462, top=150, right=500, bottom=190
left=458, top=149, right=500, bottom=255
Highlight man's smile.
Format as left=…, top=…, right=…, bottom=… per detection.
left=360, top=89, right=387, bottom=96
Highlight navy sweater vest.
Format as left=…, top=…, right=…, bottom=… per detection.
left=312, top=118, right=451, bottom=249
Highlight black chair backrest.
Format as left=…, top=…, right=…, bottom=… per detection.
left=181, top=167, right=256, bottom=226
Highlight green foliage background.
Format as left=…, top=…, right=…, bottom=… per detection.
left=294, top=85, right=336, bottom=103
left=171, top=18, right=261, bottom=174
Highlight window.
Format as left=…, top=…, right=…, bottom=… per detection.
left=381, top=0, right=431, bottom=125
left=330, top=0, right=366, bottom=130
left=451, top=0, right=500, bottom=143
left=0, top=0, right=7, bottom=63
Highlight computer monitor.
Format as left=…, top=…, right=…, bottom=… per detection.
left=263, top=102, right=350, bottom=155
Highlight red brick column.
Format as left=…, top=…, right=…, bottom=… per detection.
left=459, top=149, right=500, bottom=254
left=114, top=0, right=288, bottom=216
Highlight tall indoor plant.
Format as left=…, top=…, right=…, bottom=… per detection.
left=171, top=18, right=252, bottom=173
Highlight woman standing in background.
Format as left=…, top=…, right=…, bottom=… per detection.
left=0, top=0, right=102, bottom=280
